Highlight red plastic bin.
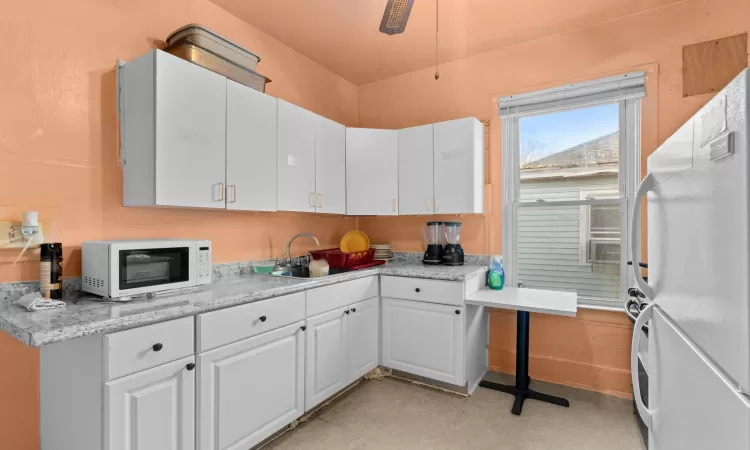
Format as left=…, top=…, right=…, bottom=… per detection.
left=310, top=248, right=375, bottom=269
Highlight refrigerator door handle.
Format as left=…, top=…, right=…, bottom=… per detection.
left=632, top=302, right=654, bottom=428
left=631, top=172, right=655, bottom=300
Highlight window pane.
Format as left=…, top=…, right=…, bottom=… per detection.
left=591, top=204, right=620, bottom=229
left=519, top=103, right=620, bottom=202
left=516, top=204, right=622, bottom=304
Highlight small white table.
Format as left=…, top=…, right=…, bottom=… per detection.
left=467, top=287, right=577, bottom=415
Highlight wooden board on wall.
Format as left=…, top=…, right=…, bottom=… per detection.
left=683, top=33, right=748, bottom=97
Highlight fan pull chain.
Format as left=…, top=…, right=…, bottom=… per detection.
left=435, top=0, right=440, bottom=80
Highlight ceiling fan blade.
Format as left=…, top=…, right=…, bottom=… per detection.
left=379, top=0, right=415, bottom=35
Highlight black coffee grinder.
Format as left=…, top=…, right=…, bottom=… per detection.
left=422, top=221, right=444, bottom=265
left=442, top=221, right=465, bottom=266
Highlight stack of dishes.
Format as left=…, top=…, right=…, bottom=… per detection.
left=371, top=244, right=393, bottom=261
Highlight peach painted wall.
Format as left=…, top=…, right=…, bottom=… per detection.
left=0, top=0, right=360, bottom=284
left=357, top=0, right=749, bottom=397
left=0, top=0, right=360, bottom=447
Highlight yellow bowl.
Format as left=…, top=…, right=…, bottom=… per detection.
left=340, top=230, right=370, bottom=253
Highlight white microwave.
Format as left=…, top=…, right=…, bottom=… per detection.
left=82, top=240, right=211, bottom=300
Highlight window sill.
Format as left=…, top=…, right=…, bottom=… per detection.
left=577, top=303, right=626, bottom=313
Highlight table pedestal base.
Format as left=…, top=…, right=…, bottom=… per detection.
left=479, top=380, right=570, bottom=415
left=481, top=310, right=570, bottom=415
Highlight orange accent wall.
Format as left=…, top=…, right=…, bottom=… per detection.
left=357, top=0, right=749, bottom=398
left=0, top=0, right=361, bottom=284
left=490, top=309, right=634, bottom=398
left=0, top=0, right=360, bottom=447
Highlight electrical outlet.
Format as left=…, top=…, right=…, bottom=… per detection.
left=0, top=221, right=45, bottom=249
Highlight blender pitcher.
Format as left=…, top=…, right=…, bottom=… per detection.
left=422, top=221, right=444, bottom=265
left=442, top=222, right=464, bottom=265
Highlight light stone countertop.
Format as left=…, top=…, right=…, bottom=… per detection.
left=0, top=262, right=486, bottom=347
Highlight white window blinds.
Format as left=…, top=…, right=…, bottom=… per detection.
left=498, top=72, right=646, bottom=118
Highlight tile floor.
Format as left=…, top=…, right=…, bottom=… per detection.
left=264, top=373, right=645, bottom=450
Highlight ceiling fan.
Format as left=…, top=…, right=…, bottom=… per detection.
left=379, top=0, right=415, bottom=35
left=379, top=0, right=441, bottom=80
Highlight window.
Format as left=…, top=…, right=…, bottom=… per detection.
left=500, top=73, right=643, bottom=308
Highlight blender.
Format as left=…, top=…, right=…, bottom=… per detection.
left=442, top=222, right=464, bottom=265
left=422, top=221, right=444, bottom=265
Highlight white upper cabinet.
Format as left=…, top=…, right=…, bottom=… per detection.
left=346, top=128, right=399, bottom=216
left=398, top=124, right=434, bottom=215
left=225, top=79, right=278, bottom=211
left=277, top=99, right=317, bottom=212
left=433, top=118, right=485, bottom=214
left=122, top=50, right=227, bottom=209
left=315, top=115, right=346, bottom=214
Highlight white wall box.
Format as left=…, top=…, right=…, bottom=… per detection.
left=398, top=124, right=435, bottom=215
left=225, top=79, right=278, bottom=211
left=277, top=99, right=318, bottom=212
left=432, top=118, right=485, bottom=214
left=120, top=50, right=228, bottom=209
left=345, top=128, right=399, bottom=215
left=197, top=321, right=305, bottom=450
left=315, top=114, right=347, bottom=214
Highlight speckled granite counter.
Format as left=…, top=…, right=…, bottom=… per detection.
left=0, top=262, right=486, bottom=347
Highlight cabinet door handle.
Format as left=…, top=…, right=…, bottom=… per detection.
left=317, top=193, right=323, bottom=208
left=455, top=309, right=461, bottom=315
left=427, top=198, right=431, bottom=211
left=435, top=198, right=440, bottom=211
left=392, top=199, right=397, bottom=212
left=230, top=185, right=237, bottom=203
left=186, top=362, right=196, bottom=371
left=351, top=307, right=356, bottom=313
left=310, top=193, right=316, bottom=208
left=415, top=288, right=421, bottom=293
left=152, top=343, right=163, bottom=352
left=300, top=325, right=307, bottom=331
left=259, top=315, right=267, bottom=322
left=345, top=309, right=350, bottom=314
left=218, top=183, right=225, bottom=202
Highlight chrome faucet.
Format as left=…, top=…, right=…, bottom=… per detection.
left=284, top=233, right=320, bottom=267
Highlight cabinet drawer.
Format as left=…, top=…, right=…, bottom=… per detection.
left=104, top=316, right=194, bottom=381
left=307, top=276, right=378, bottom=317
left=197, top=292, right=305, bottom=352
left=381, top=276, right=464, bottom=306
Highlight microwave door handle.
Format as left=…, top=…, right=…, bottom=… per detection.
left=630, top=173, right=655, bottom=300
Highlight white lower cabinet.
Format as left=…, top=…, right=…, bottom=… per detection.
left=305, top=297, right=380, bottom=412
left=346, top=297, right=380, bottom=383
left=382, top=297, right=465, bottom=386
left=305, top=306, right=348, bottom=411
left=197, top=322, right=305, bottom=450
left=105, top=356, right=196, bottom=450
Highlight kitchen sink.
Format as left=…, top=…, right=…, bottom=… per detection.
left=277, top=266, right=352, bottom=278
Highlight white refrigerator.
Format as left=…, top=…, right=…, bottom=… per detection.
left=631, top=68, right=750, bottom=449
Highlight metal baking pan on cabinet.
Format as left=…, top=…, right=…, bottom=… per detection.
left=165, top=41, right=271, bottom=93
left=167, top=23, right=260, bottom=71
